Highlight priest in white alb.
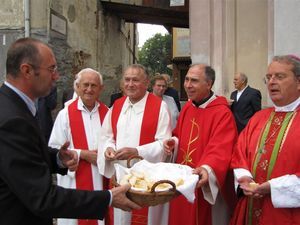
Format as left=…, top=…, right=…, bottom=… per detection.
left=49, top=68, right=109, bottom=225
left=98, top=64, right=172, bottom=225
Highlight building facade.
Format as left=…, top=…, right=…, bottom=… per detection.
left=0, top=0, right=138, bottom=106
left=189, top=0, right=300, bottom=107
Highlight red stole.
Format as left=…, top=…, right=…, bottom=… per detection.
left=111, top=94, right=162, bottom=225
left=68, top=99, right=108, bottom=225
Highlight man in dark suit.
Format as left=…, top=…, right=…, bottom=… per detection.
left=37, top=85, right=57, bottom=142
left=109, top=80, right=125, bottom=107
left=0, top=37, right=139, bottom=225
left=230, top=72, right=262, bottom=133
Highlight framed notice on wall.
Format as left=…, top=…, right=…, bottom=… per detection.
left=50, top=10, right=67, bottom=36
left=170, top=0, right=185, bottom=7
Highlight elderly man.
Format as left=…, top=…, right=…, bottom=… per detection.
left=98, top=64, right=172, bottom=225
left=49, top=68, right=109, bottom=225
left=230, top=72, right=262, bottom=133
left=164, top=64, right=237, bottom=225
left=230, top=55, right=300, bottom=225
left=152, top=74, right=179, bottom=129
left=0, top=37, right=139, bottom=225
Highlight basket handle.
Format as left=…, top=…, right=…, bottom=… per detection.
left=150, top=180, right=176, bottom=193
left=127, top=155, right=144, bottom=168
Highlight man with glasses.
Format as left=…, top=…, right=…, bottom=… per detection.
left=230, top=55, right=300, bottom=225
left=151, top=74, right=179, bottom=130
left=0, top=37, right=139, bottom=225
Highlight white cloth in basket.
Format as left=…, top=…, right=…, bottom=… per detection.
left=115, top=160, right=199, bottom=203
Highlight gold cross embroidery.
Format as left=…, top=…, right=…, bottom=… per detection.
left=181, top=118, right=200, bottom=165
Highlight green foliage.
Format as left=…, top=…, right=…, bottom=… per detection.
left=138, top=33, right=172, bottom=76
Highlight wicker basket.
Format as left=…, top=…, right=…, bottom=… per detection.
left=113, top=156, right=180, bottom=207
left=126, top=180, right=180, bottom=207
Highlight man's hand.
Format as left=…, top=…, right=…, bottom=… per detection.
left=238, top=176, right=256, bottom=196
left=58, top=141, right=78, bottom=171
left=240, top=179, right=270, bottom=198
left=111, top=184, right=141, bottom=211
left=255, top=181, right=271, bottom=195
left=114, top=147, right=138, bottom=160
left=104, top=147, right=116, bottom=160
left=81, top=150, right=97, bottom=166
left=193, top=167, right=209, bottom=188
left=163, top=139, right=175, bottom=155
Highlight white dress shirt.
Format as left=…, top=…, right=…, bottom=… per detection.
left=236, top=85, right=248, bottom=101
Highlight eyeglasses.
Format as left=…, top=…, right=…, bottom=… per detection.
left=264, top=73, right=287, bottom=83
left=28, top=63, right=58, bottom=74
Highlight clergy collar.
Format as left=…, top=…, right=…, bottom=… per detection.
left=123, top=91, right=149, bottom=115
left=77, top=97, right=99, bottom=113
left=192, top=91, right=216, bottom=108
left=274, top=97, right=300, bottom=112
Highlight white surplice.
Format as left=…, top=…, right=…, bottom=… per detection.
left=49, top=98, right=105, bottom=225
left=98, top=92, right=172, bottom=225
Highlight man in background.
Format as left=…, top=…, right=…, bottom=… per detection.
left=230, top=72, right=261, bottom=133
left=49, top=68, right=109, bottom=225
left=110, top=80, right=125, bottom=107
left=152, top=74, right=179, bottom=130
left=162, top=73, right=181, bottom=111
left=37, top=85, right=57, bottom=142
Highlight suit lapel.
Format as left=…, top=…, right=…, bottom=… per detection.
left=232, top=91, right=238, bottom=101
left=0, top=84, right=52, bottom=167
left=0, top=84, right=35, bottom=118
left=238, top=86, right=250, bottom=102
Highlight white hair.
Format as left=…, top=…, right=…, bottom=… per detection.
left=73, top=68, right=103, bottom=91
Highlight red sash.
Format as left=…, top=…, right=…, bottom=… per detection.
left=68, top=99, right=108, bottom=225
left=111, top=93, right=162, bottom=225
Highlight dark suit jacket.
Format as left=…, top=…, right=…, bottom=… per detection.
left=62, top=88, right=74, bottom=107
left=230, top=86, right=262, bottom=133
left=0, top=84, right=110, bottom=225
left=109, top=92, right=123, bottom=107
left=37, top=86, right=57, bottom=142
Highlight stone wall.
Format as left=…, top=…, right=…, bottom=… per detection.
left=0, top=0, right=136, bottom=110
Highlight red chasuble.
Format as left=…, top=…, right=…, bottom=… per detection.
left=68, top=99, right=108, bottom=225
left=230, top=108, right=300, bottom=225
left=169, top=97, right=237, bottom=225
left=111, top=93, right=162, bottom=225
